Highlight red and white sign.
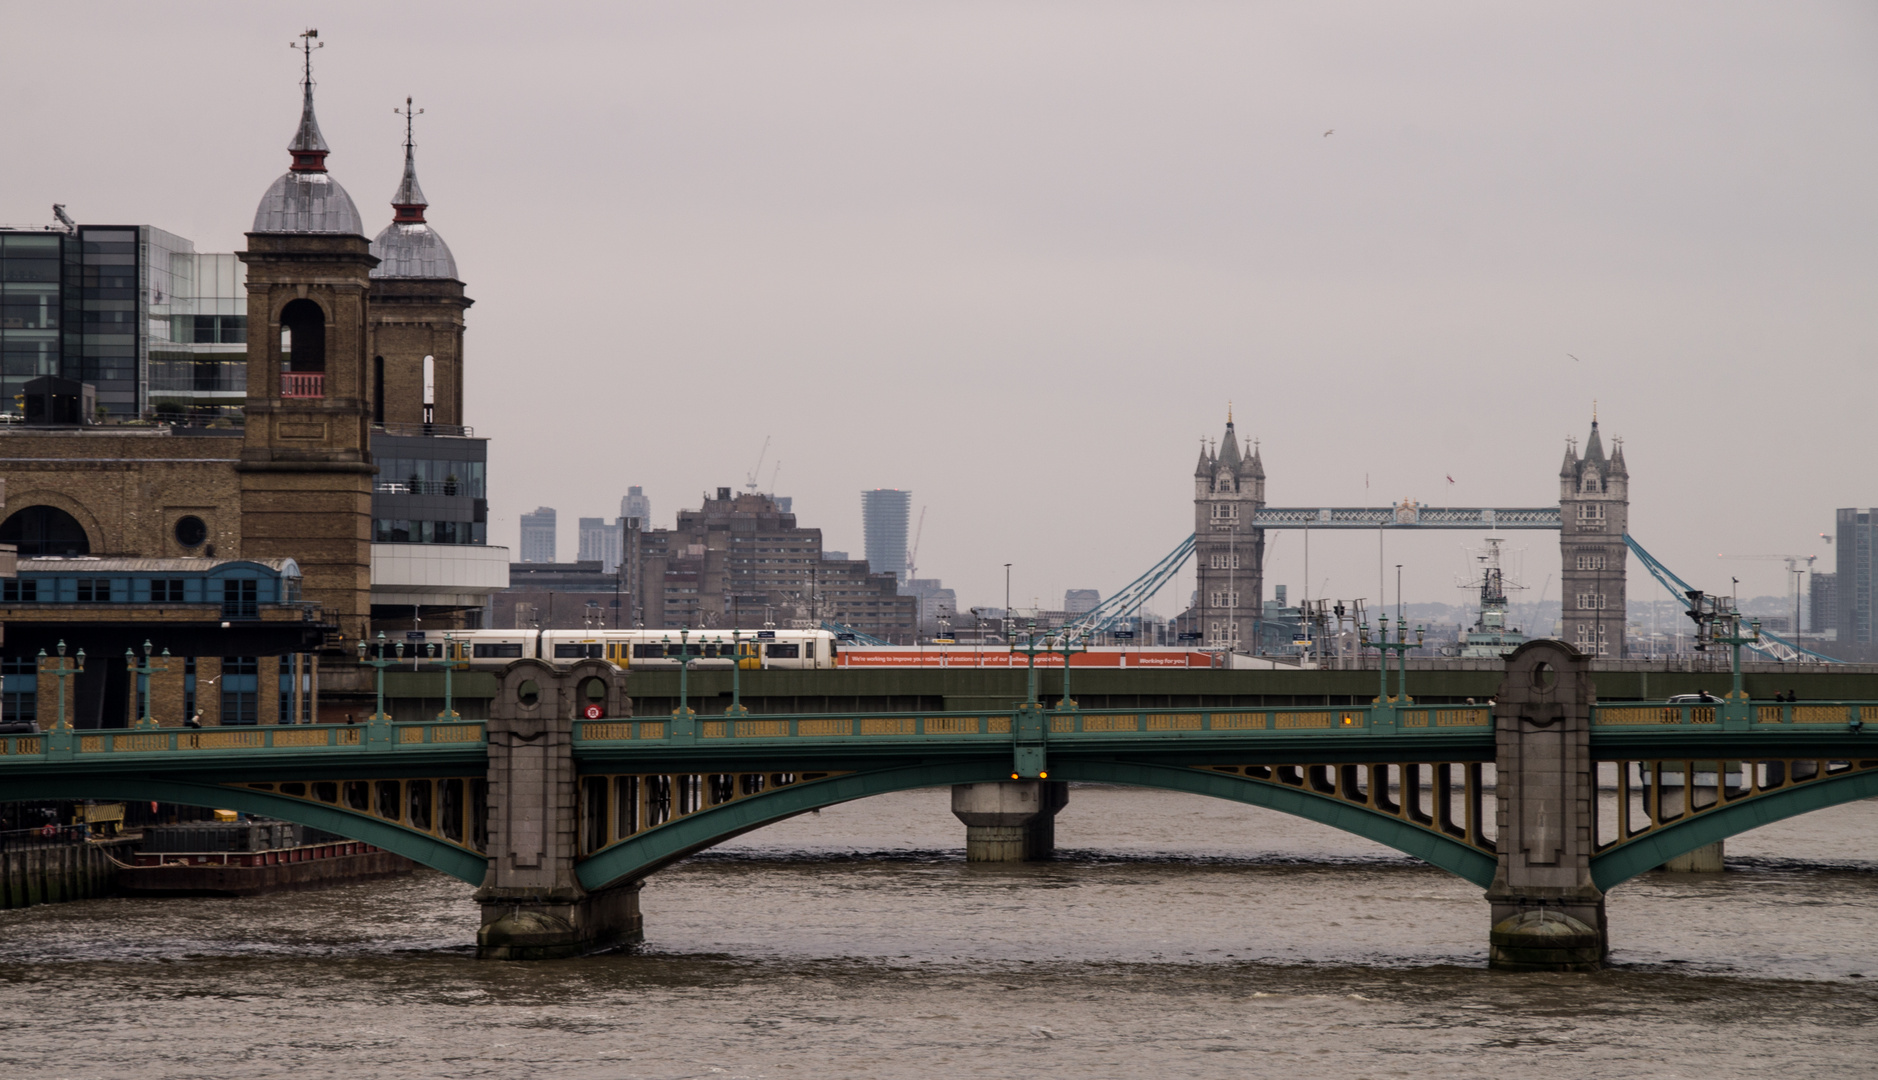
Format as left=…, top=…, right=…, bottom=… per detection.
left=835, top=648, right=1217, bottom=669
left=582, top=703, right=605, bottom=719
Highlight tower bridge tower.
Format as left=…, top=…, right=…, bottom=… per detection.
left=1557, top=414, right=1629, bottom=656
left=1190, top=412, right=1265, bottom=649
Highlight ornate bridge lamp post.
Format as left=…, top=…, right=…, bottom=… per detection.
left=38, top=641, right=83, bottom=758
left=1712, top=615, right=1762, bottom=728
left=356, top=631, right=403, bottom=748
left=126, top=640, right=170, bottom=730
left=725, top=630, right=749, bottom=717
left=1051, top=631, right=1089, bottom=711
left=664, top=628, right=699, bottom=725
left=1359, top=613, right=1423, bottom=721
left=1008, top=621, right=1051, bottom=779
left=423, top=634, right=463, bottom=721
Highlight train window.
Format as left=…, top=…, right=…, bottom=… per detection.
left=632, top=644, right=661, bottom=659
left=766, top=643, right=800, bottom=659
left=473, top=642, right=524, bottom=659
left=805, top=641, right=816, bottom=659
left=553, top=644, right=587, bottom=659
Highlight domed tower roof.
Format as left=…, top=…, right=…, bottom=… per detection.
left=252, top=37, right=363, bottom=236
left=370, top=99, right=458, bottom=280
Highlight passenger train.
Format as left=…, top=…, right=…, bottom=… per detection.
left=426, top=628, right=838, bottom=671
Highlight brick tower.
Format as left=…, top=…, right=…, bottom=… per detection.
left=1190, top=411, right=1265, bottom=650
left=368, top=99, right=472, bottom=429
left=237, top=39, right=377, bottom=643
left=1557, top=413, right=1629, bottom=656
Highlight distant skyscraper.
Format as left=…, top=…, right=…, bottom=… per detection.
left=519, top=507, right=557, bottom=563
left=578, top=516, right=622, bottom=572
left=862, top=489, right=911, bottom=582
left=1810, top=571, right=1837, bottom=634
left=621, top=486, right=651, bottom=530
left=1834, top=509, right=1876, bottom=645
left=1064, top=589, right=1100, bottom=615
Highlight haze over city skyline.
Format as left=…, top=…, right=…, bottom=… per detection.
left=3, top=3, right=1871, bottom=612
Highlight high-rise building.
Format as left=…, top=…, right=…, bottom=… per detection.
left=1810, top=571, right=1838, bottom=635
left=1064, top=589, right=1101, bottom=615
left=1558, top=417, right=1631, bottom=657
left=1834, top=509, right=1876, bottom=645
left=862, top=488, right=911, bottom=582
left=520, top=507, right=557, bottom=563
left=1188, top=414, right=1265, bottom=650
left=578, top=516, right=623, bottom=572
left=622, top=486, right=651, bottom=530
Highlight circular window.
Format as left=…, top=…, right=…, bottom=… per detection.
left=518, top=680, right=540, bottom=706
left=1531, top=662, right=1556, bottom=691
left=175, top=516, right=208, bottom=548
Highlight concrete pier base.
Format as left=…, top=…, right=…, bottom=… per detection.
left=475, top=882, right=644, bottom=961
left=1661, top=841, right=1724, bottom=873
left=952, top=781, right=1067, bottom=862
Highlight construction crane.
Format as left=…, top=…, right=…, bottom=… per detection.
left=1626, top=535, right=1838, bottom=664
left=743, top=436, right=771, bottom=495
left=905, top=506, right=926, bottom=583
left=1715, top=552, right=1820, bottom=642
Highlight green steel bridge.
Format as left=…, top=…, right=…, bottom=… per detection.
left=4, top=644, right=1876, bottom=965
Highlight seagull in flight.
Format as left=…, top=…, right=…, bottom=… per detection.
left=1323, top=129, right=1334, bottom=137
left=1567, top=353, right=1581, bottom=362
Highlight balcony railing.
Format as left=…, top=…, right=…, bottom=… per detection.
left=373, top=421, right=474, bottom=438
left=280, top=372, right=324, bottom=399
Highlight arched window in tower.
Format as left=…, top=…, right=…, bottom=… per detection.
left=422, top=354, right=435, bottom=426
left=279, top=298, right=326, bottom=399
left=0, top=505, right=90, bottom=556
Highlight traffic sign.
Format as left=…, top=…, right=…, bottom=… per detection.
left=582, top=703, right=604, bottom=720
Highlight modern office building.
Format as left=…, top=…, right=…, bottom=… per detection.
left=862, top=488, right=911, bottom=583
left=1064, top=589, right=1101, bottom=615
left=578, top=516, right=623, bottom=572
left=519, top=507, right=557, bottom=563
left=621, top=487, right=651, bottom=531
left=1834, top=509, right=1875, bottom=646
left=0, top=218, right=253, bottom=423
left=1810, top=571, right=1837, bottom=636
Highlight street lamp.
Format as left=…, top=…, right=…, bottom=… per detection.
left=126, top=640, right=170, bottom=730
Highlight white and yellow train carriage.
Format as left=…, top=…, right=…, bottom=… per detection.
left=440, top=628, right=837, bottom=671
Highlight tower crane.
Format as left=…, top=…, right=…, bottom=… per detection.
left=905, top=505, right=926, bottom=582
left=743, top=436, right=771, bottom=495
left=1715, top=552, right=1820, bottom=638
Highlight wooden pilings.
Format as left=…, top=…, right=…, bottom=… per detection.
left=0, top=837, right=123, bottom=909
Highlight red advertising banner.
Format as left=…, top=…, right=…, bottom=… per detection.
left=835, top=648, right=1218, bottom=669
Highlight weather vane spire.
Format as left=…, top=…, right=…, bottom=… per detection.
left=296, top=28, right=321, bottom=88
left=395, top=95, right=424, bottom=152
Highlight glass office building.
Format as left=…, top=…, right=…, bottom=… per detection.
left=0, top=221, right=240, bottom=422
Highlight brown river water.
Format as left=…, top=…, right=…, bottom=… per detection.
left=2, top=785, right=1875, bottom=1079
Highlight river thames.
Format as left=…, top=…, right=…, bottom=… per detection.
left=2, top=785, right=1874, bottom=1078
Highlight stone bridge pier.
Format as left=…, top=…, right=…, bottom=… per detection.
left=474, top=659, right=643, bottom=960
left=1486, top=640, right=1607, bottom=971
left=951, top=781, right=1068, bottom=861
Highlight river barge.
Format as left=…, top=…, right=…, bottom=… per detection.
left=117, top=820, right=413, bottom=896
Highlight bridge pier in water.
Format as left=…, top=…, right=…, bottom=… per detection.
left=1486, top=640, right=1608, bottom=971
left=951, top=781, right=1067, bottom=861
left=475, top=660, right=644, bottom=960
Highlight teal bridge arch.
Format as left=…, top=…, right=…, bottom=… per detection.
left=3, top=698, right=1873, bottom=896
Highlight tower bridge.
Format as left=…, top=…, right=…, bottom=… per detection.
left=4, top=643, right=1874, bottom=969
left=1181, top=412, right=1627, bottom=658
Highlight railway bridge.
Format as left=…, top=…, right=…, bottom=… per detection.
left=3, top=641, right=1874, bottom=969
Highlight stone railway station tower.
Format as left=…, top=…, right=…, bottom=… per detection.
left=0, top=53, right=480, bottom=650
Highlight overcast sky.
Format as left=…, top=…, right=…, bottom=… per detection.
left=4, top=3, right=1873, bottom=614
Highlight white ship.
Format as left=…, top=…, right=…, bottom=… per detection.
left=1458, top=538, right=1529, bottom=658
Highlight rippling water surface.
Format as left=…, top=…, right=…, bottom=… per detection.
left=2, top=786, right=1875, bottom=1078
